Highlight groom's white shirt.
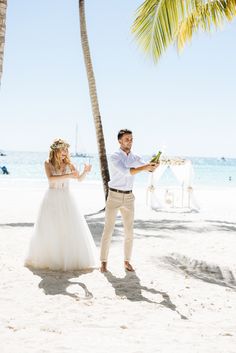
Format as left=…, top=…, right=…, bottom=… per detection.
left=108, top=148, right=145, bottom=191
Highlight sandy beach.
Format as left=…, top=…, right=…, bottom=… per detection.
left=0, top=181, right=236, bottom=353
left=1, top=0, right=236, bottom=351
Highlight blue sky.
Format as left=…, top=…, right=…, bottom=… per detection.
left=0, top=0, right=235, bottom=158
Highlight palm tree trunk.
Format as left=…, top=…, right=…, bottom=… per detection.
left=0, top=0, right=7, bottom=87
left=78, top=0, right=110, bottom=200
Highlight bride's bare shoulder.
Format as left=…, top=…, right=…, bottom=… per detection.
left=44, top=160, right=52, bottom=168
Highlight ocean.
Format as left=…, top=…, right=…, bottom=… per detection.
left=0, top=151, right=236, bottom=188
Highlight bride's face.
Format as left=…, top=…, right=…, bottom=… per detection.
left=60, top=148, right=68, bottom=161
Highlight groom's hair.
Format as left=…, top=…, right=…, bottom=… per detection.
left=117, top=129, right=132, bottom=140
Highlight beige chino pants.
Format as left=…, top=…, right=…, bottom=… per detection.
left=100, top=190, right=135, bottom=262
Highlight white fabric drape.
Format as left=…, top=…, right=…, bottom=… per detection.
left=150, top=165, right=167, bottom=184
left=147, top=160, right=199, bottom=211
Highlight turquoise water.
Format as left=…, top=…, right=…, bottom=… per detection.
left=0, top=151, right=236, bottom=188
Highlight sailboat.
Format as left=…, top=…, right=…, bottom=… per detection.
left=70, top=123, right=93, bottom=158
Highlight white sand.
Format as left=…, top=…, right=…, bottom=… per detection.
left=0, top=180, right=236, bottom=353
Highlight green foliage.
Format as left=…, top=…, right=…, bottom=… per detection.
left=132, top=0, right=236, bottom=61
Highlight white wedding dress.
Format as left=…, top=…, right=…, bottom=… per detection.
left=25, top=164, right=98, bottom=271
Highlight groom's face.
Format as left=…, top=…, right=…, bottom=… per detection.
left=119, top=133, right=133, bottom=152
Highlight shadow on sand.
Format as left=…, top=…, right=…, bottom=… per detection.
left=161, top=253, right=236, bottom=290
left=26, top=267, right=94, bottom=300
left=86, top=216, right=236, bottom=245
left=103, top=270, right=188, bottom=320
left=1, top=217, right=235, bottom=238
left=0, top=222, right=34, bottom=227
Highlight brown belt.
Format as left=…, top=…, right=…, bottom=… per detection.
left=109, top=188, right=132, bottom=194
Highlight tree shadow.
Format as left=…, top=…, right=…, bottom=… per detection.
left=131, top=219, right=236, bottom=235
left=103, top=271, right=188, bottom=320
left=2, top=218, right=236, bottom=236
left=26, top=267, right=94, bottom=300
left=0, top=222, right=34, bottom=227
left=204, top=220, right=236, bottom=232
left=86, top=216, right=236, bottom=243
left=161, top=253, right=236, bottom=290
left=206, top=220, right=236, bottom=226
left=151, top=208, right=199, bottom=214
left=86, top=216, right=172, bottom=244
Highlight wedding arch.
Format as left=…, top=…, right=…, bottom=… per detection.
left=147, top=157, right=200, bottom=211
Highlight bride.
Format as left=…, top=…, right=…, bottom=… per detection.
left=25, top=138, right=97, bottom=271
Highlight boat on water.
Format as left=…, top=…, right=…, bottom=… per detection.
left=71, top=152, right=93, bottom=158
left=70, top=124, right=93, bottom=159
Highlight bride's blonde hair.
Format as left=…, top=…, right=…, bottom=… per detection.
left=49, top=138, right=72, bottom=171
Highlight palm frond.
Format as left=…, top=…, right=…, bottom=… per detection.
left=177, top=0, right=236, bottom=51
left=132, top=0, right=200, bottom=62
left=132, top=0, right=236, bottom=62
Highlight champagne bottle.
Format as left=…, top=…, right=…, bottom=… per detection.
left=150, top=151, right=162, bottom=163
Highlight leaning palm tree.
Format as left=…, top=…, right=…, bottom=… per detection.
left=132, top=0, right=236, bottom=62
left=0, top=0, right=8, bottom=87
left=78, top=0, right=110, bottom=201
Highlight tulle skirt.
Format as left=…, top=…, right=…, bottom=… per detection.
left=25, top=188, right=98, bottom=271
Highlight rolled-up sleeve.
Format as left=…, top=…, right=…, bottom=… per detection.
left=110, top=154, right=131, bottom=176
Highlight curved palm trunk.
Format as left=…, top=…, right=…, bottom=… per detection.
left=0, top=0, right=8, bottom=87
left=78, top=0, right=110, bottom=200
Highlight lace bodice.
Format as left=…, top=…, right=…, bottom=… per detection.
left=48, top=164, right=72, bottom=189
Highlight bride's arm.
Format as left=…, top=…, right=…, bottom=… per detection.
left=44, top=162, right=78, bottom=181
left=71, top=163, right=91, bottom=182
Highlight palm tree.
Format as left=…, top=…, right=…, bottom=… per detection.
left=0, top=0, right=8, bottom=87
left=132, top=0, right=236, bottom=62
left=78, top=0, right=110, bottom=201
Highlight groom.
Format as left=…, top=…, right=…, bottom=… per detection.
left=100, top=129, right=159, bottom=273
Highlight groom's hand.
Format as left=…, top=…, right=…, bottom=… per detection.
left=145, top=163, right=158, bottom=172
left=130, top=162, right=159, bottom=175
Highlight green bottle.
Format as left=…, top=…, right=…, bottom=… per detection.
left=150, top=151, right=162, bottom=163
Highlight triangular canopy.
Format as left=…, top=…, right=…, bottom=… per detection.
left=147, top=157, right=199, bottom=210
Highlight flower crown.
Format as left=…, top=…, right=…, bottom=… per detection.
left=50, top=139, right=70, bottom=151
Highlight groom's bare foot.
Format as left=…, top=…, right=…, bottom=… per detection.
left=100, top=262, right=108, bottom=273
left=124, top=261, right=135, bottom=272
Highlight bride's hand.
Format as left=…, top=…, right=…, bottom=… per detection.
left=71, top=170, right=79, bottom=178
left=84, top=164, right=92, bottom=173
